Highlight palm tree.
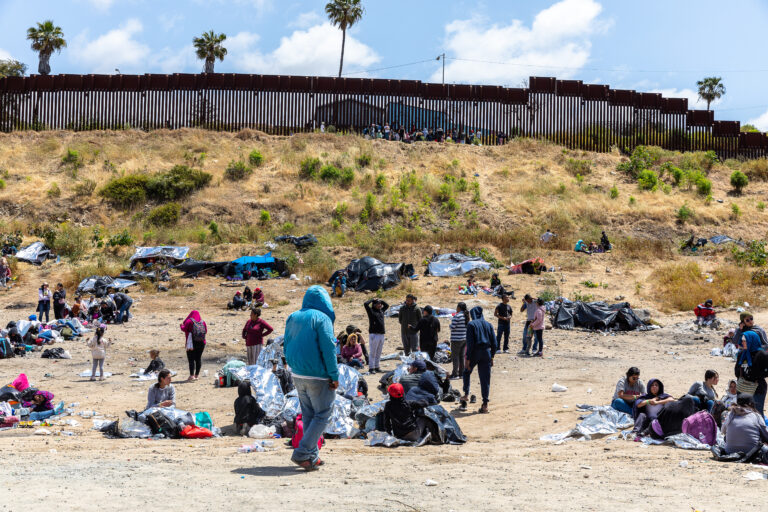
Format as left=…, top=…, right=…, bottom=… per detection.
left=325, top=0, right=364, bottom=77
left=193, top=31, right=227, bottom=74
left=26, top=20, right=66, bottom=76
left=696, top=77, right=725, bottom=111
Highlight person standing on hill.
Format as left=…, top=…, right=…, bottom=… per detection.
left=53, top=283, right=67, bottom=320
left=37, top=282, right=52, bottom=323
left=494, top=293, right=513, bottom=354
left=410, top=305, right=441, bottom=361
left=284, top=286, right=338, bottom=471
left=398, top=294, right=421, bottom=356
left=519, top=294, right=536, bottom=356
left=364, top=298, right=389, bottom=374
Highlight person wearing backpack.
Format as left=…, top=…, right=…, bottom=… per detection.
left=181, top=310, right=207, bottom=382
left=87, top=324, right=111, bottom=381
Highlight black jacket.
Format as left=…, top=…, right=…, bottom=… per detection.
left=364, top=299, right=389, bottom=334
left=144, top=358, right=165, bottom=375
left=411, top=315, right=441, bottom=349
left=405, top=371, right=441, bottom=405
left=383, top=396, right=428, bottom=439
left=234, top=382, right=266, bottom=426
left=398, top=303, right=422, bottom=333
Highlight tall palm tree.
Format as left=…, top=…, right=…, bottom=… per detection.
left=26, top=20, right=66, bottom=76
left=325, top=0, right=364, bottom=77
left=696, top=77, right=725, bottom=111
left=193, top=31, right=227, bottom=74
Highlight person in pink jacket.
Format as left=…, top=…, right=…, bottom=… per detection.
left=242, top=308, right=274, bottom=365
left=531, top=298, right=545, bottom=357
left=340, top=332, right=364, bottom=368
left=181, top=310, right=207, bottom=381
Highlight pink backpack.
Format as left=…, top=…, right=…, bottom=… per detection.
left=682, top=410, right=717, bottom=446
left=291, top=414, right=324, bottom=450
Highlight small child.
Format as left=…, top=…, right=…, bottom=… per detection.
left=723, top=379, right=738, bottom=408
left=144, top=349, right=165, bottom=375
left=87, top=324, right=111, bottom=381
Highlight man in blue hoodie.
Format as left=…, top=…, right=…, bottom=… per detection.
left=461, top=306, right=496, bottom=414
left=284, top=286, right=339, bottom=470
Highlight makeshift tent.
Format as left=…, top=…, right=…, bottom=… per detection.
left=76, top=276, right=137, bottom=296
left=509, top=258, right=546, bottom=275
left=274, top=234, right=318, bottom=249
left=428, top=253, right=491, bottom=277
left=117, top=269, right=169, bottom=282
left=551, top=301, right=648, bottom=331
left=15, top=242, right=52, bottom=265
left=230, top=253, right=286, bottom=276
left=330, top=257, right=409, bottom=292
left=129, top=246, right=189, bottom=268
left=173, top=259, right=229, bottom=278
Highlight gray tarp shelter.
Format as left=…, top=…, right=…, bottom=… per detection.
left=428, top=253, right=491, bottom=277
left=76, top=276, right=137, bottom=296
left=15, top=242, right=52, bottom=265
left=129, top=246, right=189, bottom=268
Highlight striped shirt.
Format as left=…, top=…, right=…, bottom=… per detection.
left=450, top=313, right=468, bottom=341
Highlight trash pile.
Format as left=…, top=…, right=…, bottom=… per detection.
left=427, top=253, right=491, bottom=277
left=550, top=300, right=653, bottom=332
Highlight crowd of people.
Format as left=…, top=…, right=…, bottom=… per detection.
left=320, top=121, right=509, bottom=146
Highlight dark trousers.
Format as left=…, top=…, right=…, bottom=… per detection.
left=37, top=301, right=50, bottom=323
left=463, top=346, right=492, bottom=405
left=54, top=305, right=65, bottom=320
left=496, top=322, right=510, bottom=351
left=187, top=341, right=205, bottom=376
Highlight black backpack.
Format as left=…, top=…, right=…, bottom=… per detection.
left=144, top=411, right=181, bottom=439
left=0, top=338, right=14, bottom=359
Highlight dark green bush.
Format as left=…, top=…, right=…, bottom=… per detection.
left=730, top=170, right=749, bottom=194
left=637, top=169, right=658, bottom=190
left=300, top=157, right=321, bottom=179
left=319, top=164, right=341, bottom=182
left=356, top=153, right=372, bottom=168
left=224, top=160, right=252, bottom=181
left=100, top=174, right=149, bottom=208
left=107, top=229, right=134, bottom=247
left=248, top=150, right=264, bottom=167
left=147, top=203, right=180, bottom=227
left=146, top=165, right=212, bottom=200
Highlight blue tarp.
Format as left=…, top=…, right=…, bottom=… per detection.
left=231, top=253, right=276, bottom=274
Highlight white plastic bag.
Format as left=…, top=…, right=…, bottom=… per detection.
left=551, top=383, right=568, bottom=392
left=248, top=424, right=276, bottom=439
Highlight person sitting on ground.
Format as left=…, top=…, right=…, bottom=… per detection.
left=332, top=271, right=347, bottom=298
left=588, top=241, right=600, bottom=253
left=144, top=349, right=165, bottom=375
left=490, top=273, right=501, bottom=289
left=70, top=296, right=82, bottom=320
left=272, top=358, right=295, bottom=394
left=694, top=299, right=716, bottom=327
left=574, top=239, right=591, bottom=254
left=405, top=366, right=442, bottom=405
left=344, top=325, right=369, bottom=367
left=23, top=390, right=55, bottom=412
left=86, top=295, right=100, bottom=322
left=632, top=378, right=674, bottom=434
left=87, top=324, right=111, bottom=382
left=234, top=381, right=266, bottom=435
left=409, top=306, right=441, bottom=361
left=383, top=383, right=430, bottom=443
left=99, top=298, right=116, bottom=324
left=540, top=229, right=556, bottom=244
left=724, top=379, right=739, bottom=408
left=648, top=394, right=699, bottom=439
left=340, top=332, right=364, bottom=369
left=611, top=367, right=646, bottom=414
left=243, top=286, right=253, bottom=305
left=146, top=369, right=176, bottom=409
left=600, top=231, right=612, bottom=252
left=229, top=291, right=246, bottom=311
left=252, top=287, right=265, bottom=307
left=466, top=276, right=478, bottom=295
left=687, top=369, right=719, bottom=412
left=721, top=394, right=768, bottom=455
left=400, top=359, right=429, bottom=394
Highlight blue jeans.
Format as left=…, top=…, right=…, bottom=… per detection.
left=496, top=322, right=510, bottom=351
left=521, top=321, right=531, bottom=352
left=690, top=396, right=715, bottom=412
left=37, top=301, right=50, bottom=323
left=292, top=376, right=336, bottom=464
left=532, top=329, right=543, bottom=353
left=611, top=398, right=633, bottom=415
left=117, top=300, right=133, bottom=323
left=30, top=409, right=55, bottom=421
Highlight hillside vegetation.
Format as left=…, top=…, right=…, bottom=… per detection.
left=1, top=129, right=768, bottom=311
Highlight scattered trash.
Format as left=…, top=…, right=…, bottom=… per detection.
left=679, top=461, right=689, bottom=468
left=289, top=274, right=299, bottom=281
left=34, top=428, right=51, bottom=435
left=744, top=471, right=768, bottom=481
left=587, top=388, right=592, bottom=393
left=551, top=383, right=568, bottom=392
left=49, top=449, right=57, bottom=453
left=238, top=440, right=276, bottom=453
left=92, top=419, right=112, bottom=430
left=580, top=465, right=591, bottom=470
left=424, top=479, right=438, bottom=486
left=248, top=424, right=276, bottom=439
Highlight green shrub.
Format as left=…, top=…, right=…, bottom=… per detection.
left=731, top=203, right=741, bottom=218
left=360, top=193, right=377, bottom=223
left=758, top=201, right=766, bottom=211
left=356, top=153, right=372, bottom=168
left=73, top=178, right=96, bottom=196
left=0, top=179, right=5, bottom=190
left=375, top=173, right=387, bottom=192
left=248, top=150, right=264, bottom=167
left=146, top=165, right=212, bottom=200
left=564, top=158, right=592, bottom=176
left=609, top=185, right=619, bottom=199
left=47, top=183, right=61, bottom=198
left=107, top=229, right=134, bottom=247
left=742, top=159, right=768, bottom=181
left=300, top=157, right=321, bottom=179
left=100, top=174, right=149, bottom=208
left=637, top=169, right=658, bottom=190
left=340, top=167, right=354, bottom=187
left=732, top=240, right=768, bottom=267
left=259, top=209, right=271, bottom=226
left=730, top=170, right=749, bottom=194
left=319, top=164, right=340, bottom=181
left=49, top=223, right=89, bottom=259
left=224, top=160, right=252, bottom=181
left=62, top=148, right=82, bottom=168
left=617, top=146, right=656, bottom=178
left=437, top=183, right=454, bottom=203
left=695, top=176, right=712, bottom=196
left=456, top=177, right=468, bottom=192
left=677, top=202, right=694, bottom=223
left=629, top=195, right=636, bottom=205
left=333, top=202, right=348, bottom=223
left=147, top=203, right=181, bottom=227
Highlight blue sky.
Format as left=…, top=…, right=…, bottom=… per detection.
left=2, top=0, right=768, bottom=127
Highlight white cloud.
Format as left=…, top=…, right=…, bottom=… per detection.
left=648, top=88, right=714, bottom=110
left=229, top=24, right=379, bottom=76
left=87, top=0, right=115, bottom=9
left=0, top=48, right=12, bottom=60
left=72, top=19, right=151, bottom=73
left=290, top=11, right=323, bottom=29
left=154, top=45, right=197, bottom=74
left=432, top=0, right=606, bottom=85
left=748, top=109, right=768, bottom=131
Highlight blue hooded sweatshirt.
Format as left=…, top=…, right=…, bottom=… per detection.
left=284, top=286, right=339, bottom=381
left=466, top=306, right=496, bottom=356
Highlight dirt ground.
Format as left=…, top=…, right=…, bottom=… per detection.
left=1, top=264, right=767, bottom=512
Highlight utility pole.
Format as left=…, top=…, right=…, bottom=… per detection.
left=436, top=53, right=445, bottom=85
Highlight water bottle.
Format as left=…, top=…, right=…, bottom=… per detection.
left=238, top=445, right=253, bottom=453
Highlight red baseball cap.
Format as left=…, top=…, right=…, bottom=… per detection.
left=388, top=383, right=404, bottom=398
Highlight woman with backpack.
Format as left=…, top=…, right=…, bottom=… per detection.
left=181, top=310, right=207, bottom=382
left=87, top=324, right=111, bottom=381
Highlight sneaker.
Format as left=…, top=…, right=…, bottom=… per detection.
left=503, top=350, right=510, bottom=354
left=516, top=350, right=526, bottom=356
left=534, top=352, right=543, bottom=357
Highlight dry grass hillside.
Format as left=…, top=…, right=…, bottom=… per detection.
left=1, top=128, right=768, bottom=312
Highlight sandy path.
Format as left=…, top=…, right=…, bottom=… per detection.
left=1, top=273, right=766, bottom=511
